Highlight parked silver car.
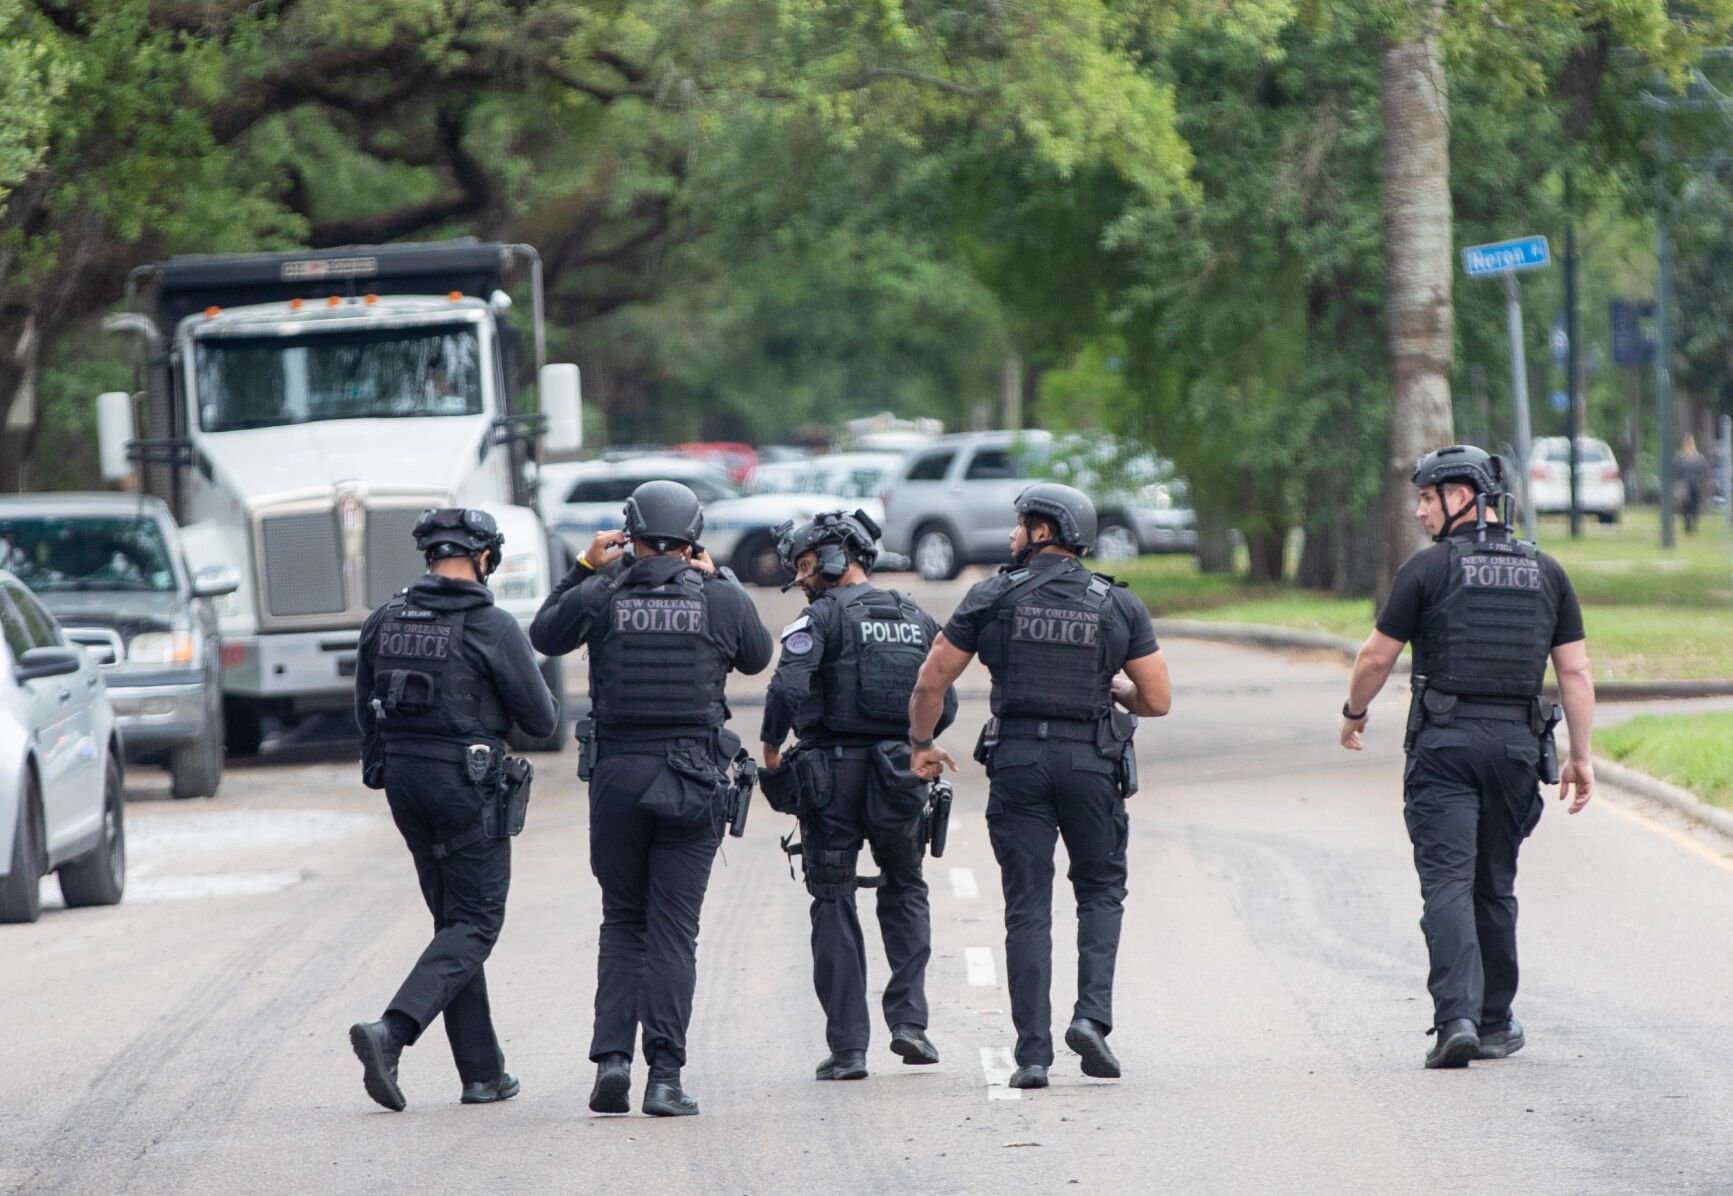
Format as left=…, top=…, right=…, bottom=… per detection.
left=0, top=495, right=236, bottom=799
left=0, top=571, right=126, bottom=922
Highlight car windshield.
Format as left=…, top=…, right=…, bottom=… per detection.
left=0, top=515, right=177, bottom=593
left=195, top=323, right=484, bottom=432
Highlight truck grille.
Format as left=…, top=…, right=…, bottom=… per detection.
left=366, top=508, right=428, bottom=605
left=260, top=512, right=345, bottom=616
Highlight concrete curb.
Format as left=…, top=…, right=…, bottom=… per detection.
left=1150, top=617, right=1733, bottom=700
left=1593, top=757, right=1733, bottom=839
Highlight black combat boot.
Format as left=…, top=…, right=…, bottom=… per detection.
left=589, top=1052, right=631, bottom=1113
left=890, top=1024, right=940, bottom=1066
left=1065, top=1018, right=1121, bottom=1079
left=1424, top=1018, right=1479, bottom=1069
left=1475, top=1017, right=1525, bottom=1060
left=461, top=1073, right=521, bottom=1104
left=642, top=1066, right=700, bottom=1117
left=815, top=1049, right=869, bottom=1081
left=1007, top=1064, right=1049, bottom=1089
left=349, top=1019, right=408, bottom=1112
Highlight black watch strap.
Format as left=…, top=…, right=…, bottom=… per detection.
left=910, top=736, right=935, bottom=750
left=1342, top=701, right=1368, bottom=721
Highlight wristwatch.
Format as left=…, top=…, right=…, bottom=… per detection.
left=1341, top=701, right=1368, bottom=721
left=910, top=736, right=935, bottom=750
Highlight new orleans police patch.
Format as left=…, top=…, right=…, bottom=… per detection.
left=783, top=631, right=815, bottom=655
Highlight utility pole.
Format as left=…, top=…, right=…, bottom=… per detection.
left=1564, top=174, right=1582, bottom=539
left=1506, top=271, right=1537, bottom=542
left=1657, top=218, right=1676, bottom=549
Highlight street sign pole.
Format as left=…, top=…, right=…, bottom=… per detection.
left=1505, top=271, right=1537, bottom=541
left=1564, top=204, right=1582, bottom=539
left=1657, top=220, right=1676, bottom=550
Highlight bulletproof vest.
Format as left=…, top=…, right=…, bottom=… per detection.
left=818, top=588, right=931, bottom=738
left=370, top=598, right=498, bottom=744
left=1427, top=535, right=1556, bottom=700
left=986, top=561, right=1114, bottom=721
left=590, top=568, right=729, bottom=727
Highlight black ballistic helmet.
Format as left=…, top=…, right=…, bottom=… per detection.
left=774, top=509, right=883, bottom=589
left=1014, top=482, right=1097, bottom=553
left=622, top=479, right=705, bottom=548
left=1411, top=444, right=1506, bottom=498
left=414, top=507, right=505, bottom=575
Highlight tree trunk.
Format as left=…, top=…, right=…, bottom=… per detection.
left=1244, top=527, right=1287, bottom=584
left=1377, top=9, right=1455, bottom=602
left=1194, top=512, right=1235, bottom=575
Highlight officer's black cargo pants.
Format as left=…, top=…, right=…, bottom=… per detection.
left=588, top=746, right=723, bottom=1069
left=986, top=739, right=1128, bottom=1068
left=382, top=753, right=510, bottom=1086
left=1404, top=719, right=1545, bottom=1031
left=798, top=749, right=931, bottom=1053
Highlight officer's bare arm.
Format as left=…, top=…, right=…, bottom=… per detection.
left=1113, top=651, right=1172, bottom=717
left=1340, top=630, right=1404, bottom=750
left=1550, top=638, right=1596, bottom=813
left=910, top=634, right=972, bottom=744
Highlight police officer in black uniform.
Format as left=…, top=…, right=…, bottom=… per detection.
left=909, top=483, right=1171, bottom=1090
left=531, top=480, right=772, bottom=1117
left=759, top=510, right=958, bottom=1082
left=1341, top=445, right=1596, bottom=1068
left=349, top=508, right=558, bottom=1111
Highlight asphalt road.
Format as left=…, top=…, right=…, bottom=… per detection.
left=6, top=571, right=1733, bottom=1195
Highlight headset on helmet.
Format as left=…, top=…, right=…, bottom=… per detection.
left=774, top=509, right=883, bottom=592
left=1014, top=482, right=1097, bottom=554
left=1412, top=444, right=1511, bottom=542
left=413, top=507, right=505, bottom=576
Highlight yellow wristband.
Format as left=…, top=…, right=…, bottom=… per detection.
left=576, top=557, right=596, bottom=573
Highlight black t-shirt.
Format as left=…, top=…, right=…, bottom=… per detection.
left=942, top=551, right=1159, bottom=666
left=1376, top=528, right=1584, bottom=674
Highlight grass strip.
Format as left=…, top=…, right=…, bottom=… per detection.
left=1597, top=712, right=1733, bottom=809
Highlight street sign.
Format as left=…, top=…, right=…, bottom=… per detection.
left=1461, top=236, right=1551, bottom=278
left=1550, top=389, right=1569, bottom=412
left=1609, top=298, right=1656, bottom=367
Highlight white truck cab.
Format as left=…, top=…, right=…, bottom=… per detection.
left=96, top=241, right=581, bottom=754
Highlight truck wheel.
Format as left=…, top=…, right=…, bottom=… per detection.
left=733, top=533, right=785, bottom=588
left=60, top=757, right=125, bottom=909
left=913, top=523, right=961, bottom=582
left=0, top=773, right=45, bottom=923
left=224, top=697, right=263, bottom=758
left=509, top=656, right=572, bottom=752
left=1094, top=519, right=1141, bottom=562
left=170, top=725, right=223, bottom=800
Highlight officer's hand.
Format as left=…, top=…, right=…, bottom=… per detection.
left=1559, top=758, right=1594, bottom=814
left=762, top=742, right=782, bottom=770
left=583, top=530, right=626, bottom=570
left=1339, top=715, right=1368, bottom=751
left=1111, top=676, right=1137, bottom=709
left=911, top=743, right=957, bottom=779
left=688, top=546, right=717, bottom=575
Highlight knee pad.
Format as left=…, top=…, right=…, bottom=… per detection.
left=804, top=845, right=860, bottom=900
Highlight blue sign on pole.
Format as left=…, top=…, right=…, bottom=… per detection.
left=1549, top=389, right=1569, bottom=412
left=1461, top=236, right=1551, bottom=278
left=1609, top=299, right=1656, bottom=367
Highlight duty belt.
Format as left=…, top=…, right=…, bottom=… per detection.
left=1448, top=699, right=1532, bottom=723
left=595, top=729, right=719, bottom=758
left=383, top=737, right=505, bottom=763
left=991, top=716, right=1101, bottom=742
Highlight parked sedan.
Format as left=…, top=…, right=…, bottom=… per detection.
left=0, top=494, right=237, bottom=799
left=1527, top=436, right=1625, bottom=523
left=0, top=570, right=126, bottom=923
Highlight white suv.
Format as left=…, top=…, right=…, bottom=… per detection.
left=1527, top=437, right=1625, bottom=523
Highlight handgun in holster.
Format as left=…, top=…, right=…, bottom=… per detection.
left=575, top=714, right=597, bottom=782
left=925, top=779, right=954, bottom=859
left=726, top=751, right=757, bottom=838
left=973, top=716, right=1000, bottom=766
left=1535, top=697, right=1562, bottom=785
left=1404, top=674, right=1429, bottom=754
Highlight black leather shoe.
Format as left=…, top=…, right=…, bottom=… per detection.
left=1425, top=1018, right=1479, bottom=1069
left=1065, top=1018, right=1121, bottom=1079
left=1008, top=1064, right=1049, bottom=1089
left=890, top=1024, right=939, bottom=1066
left=642, top=1069, right=700, bottom=1117
left=815, top=1049, right=869, bottom=1081
left=461, top=1073, right=521, bottom=1104
left=1475, top=1017, right=1525, bottom=1060
left=589, top=1053, right=631, bottom=1114
left=349, top=1020, right=406, bottom=1111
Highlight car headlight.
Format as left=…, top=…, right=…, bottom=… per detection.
left=128, top=630, right=195, bottom=666
left=492, top=552, right=542, bottom=601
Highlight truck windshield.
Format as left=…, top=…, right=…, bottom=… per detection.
left=0, top=516, right=177, bottom=593
left=194, top=323, right=484, bottom=431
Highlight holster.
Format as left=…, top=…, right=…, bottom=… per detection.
left=925, top=779, right=954, bottom=858
left=1536, top=698, right=1562, bottom=785
left=1098, top=708, right=1139, bottom=797
left=496, top=755, right=534, bottom=837
left=1404, top=674, right=1429, bottom=753
left=972, top=717, right=1000, bottom=766
left=575, top=714, right=597, bottom=782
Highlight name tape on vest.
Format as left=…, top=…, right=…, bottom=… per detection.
left=1459, top=554, right=1541, bottom=590
left=615, top=596, right=704, bottom=634
left=379, top=620, right=452, bottom=660
left=859, top=619, right=926, bottom=646
left=1012, top=604, right=1100, bottom=647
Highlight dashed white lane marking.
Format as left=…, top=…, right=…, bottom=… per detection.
left=980, top=1046, right=1020, bottom=1101
left=949, top=866, right=979, bottom=898
left=965, top=946, right=996, bottom=987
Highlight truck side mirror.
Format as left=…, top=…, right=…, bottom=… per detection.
left=97, top=391, right=136, bottom=483
left=540, top=364, right=582, bottom=454
left=192, top=564, right=242, bottom=598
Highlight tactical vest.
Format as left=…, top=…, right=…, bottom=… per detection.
left=370, top=598, right=498, bottom=745
left=1427, top=536, right=1556, bottom=700
left=986, top=561, right=1114, bottom=721
left=590, top=568, right=729, bottom=727
left=818, top=588, right=931, bottom=738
